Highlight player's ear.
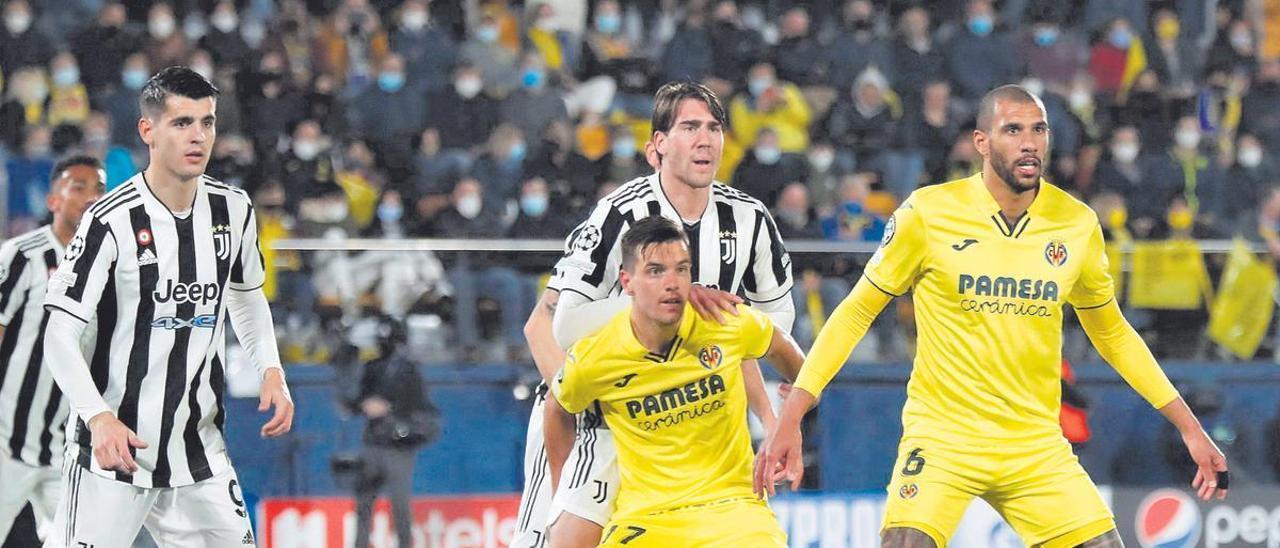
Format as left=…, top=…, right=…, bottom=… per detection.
left=46, top=180, right=62, bottom=213
left=620, top=268, right=634, bottom=296
left=138, top=116, right=153, bottom=147
left=973, top=129, right=988, bottom=158
left=652, top=130, right=667, bottom=158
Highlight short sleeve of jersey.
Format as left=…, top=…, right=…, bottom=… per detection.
left=0, top=241, right=30, bottom=325
left=546, top=201, right=627, bottom=301
left=863, top=200, right=928, bottom=296
left=735, top=305, right=775, bottom=359
left=1068, top=222, right=1115, bottom=310
left=230, top=205, right=266, bottom=291
left=550, top=342, right=596, bottom=414
left=742, top=214, right=795, bottom=304
left=45, top=213, right=118, bottom=323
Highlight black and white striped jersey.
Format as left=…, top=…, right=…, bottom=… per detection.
left=0, top=226, right=77, bottom=467
left=44, top=173, right=266, bottom=488
left=549, top=173, right=794, bottom=308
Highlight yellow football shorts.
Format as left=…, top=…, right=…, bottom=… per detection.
left=882, top=435, right=1114, bottom=548
left=599, top=497, right=786, bottom=547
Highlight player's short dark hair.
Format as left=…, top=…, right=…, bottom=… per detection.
left=651, top=81, right=728, bottom=135
left=621, top=216, right=689, bottom=271
left=50, top=154, right=103, bottom=186
left=976, top=84, right=1042, bottom=133
left=139, top=66, right=220, bottom=118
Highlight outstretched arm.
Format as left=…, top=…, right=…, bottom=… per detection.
left=1076, top=299, right=1227, bottom=500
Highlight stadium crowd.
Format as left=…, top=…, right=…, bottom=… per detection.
left=1, top=0, right=1279, bottom=362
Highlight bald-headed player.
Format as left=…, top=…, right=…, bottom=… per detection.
left=756, top=85, right=1229, bottom=548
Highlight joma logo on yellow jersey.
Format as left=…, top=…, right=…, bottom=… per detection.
left=958, top=274, right=1060, bottom=301
left=625, top=374, right=726, bottom=418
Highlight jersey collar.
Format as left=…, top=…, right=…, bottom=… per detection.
left=42, top=224, right=64, bottom=256
left=620, top=302, right=698, bottom=363
left=967, top=172, right=1049, bottom=238
left=651, top=171, right=715, bottom=226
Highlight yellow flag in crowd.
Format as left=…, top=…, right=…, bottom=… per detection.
left=1209, top=239, right=1278, bottom=359
left=1119, top=35, right=1148, bottom=100
left=1127, top=239, right=1212, bottom=310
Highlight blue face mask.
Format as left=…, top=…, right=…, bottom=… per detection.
left=755, top=146, right=781, bottom=165
left=521, top=69, right=544, bottom=89
left=1109, top=29, right=1131, bottom=48
left=476, top=25, right=499, bottom=43
left=968, top=16, right=994, bottom=37
left=123, top=69, right=149, bottom=90
left=521, top=194, right=549, bottom=216
left=612, top=137, right=636, bottom=158
left=509, top=142, right=527, bottom=162
left=53, top=67, right=80, bottom=87
left=377, top=201, right=403, bottom=223
left=1033, top=27, right=1058, bottom=47
left=596, top=14, right=621, bottom=34
left=378, top=72, right=406, bottom=93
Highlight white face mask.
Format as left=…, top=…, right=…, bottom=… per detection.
left=1239, top=147, right=1263, bottom=168
left=457, top=194, right=483, bottom=218
left=455, top=77, right=483, bottom=99
left=1175, top=129, right=1201, bottom=150
left=808, top=150, right=834, bottom=172
left=402, top=11, right=427, bottom=31
left=17, top=81, right=48, bottom=104
left=1111, top=142, right=1139, bottom=163
left=294, top=140, right=322, bottom=161
left=1069, top=90, right=1092, bottom=110
left=4, top=12, right=31, bottom=34
left=150, top=17, right=176, bottom=38
left=211, top=12, right=238, bottom=33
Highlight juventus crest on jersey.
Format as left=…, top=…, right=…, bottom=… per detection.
left=44, top=174, right=266, bottom=488
left=548, top=173, right=794, bottom=305
left=0, top=226, right=81, bottom=468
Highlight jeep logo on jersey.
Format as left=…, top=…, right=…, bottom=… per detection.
left=212, top=224, right=232, bottom=260
left=152, top=314, right=218, bottom=329
left=153, top=280, right=221, bottom=306
left=1045, top=240, right=1068, bottom=267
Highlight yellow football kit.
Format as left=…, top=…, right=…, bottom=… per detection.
left=552, top=303, right=786, bottom=547
left=795, top=174, right=1180, bottom=547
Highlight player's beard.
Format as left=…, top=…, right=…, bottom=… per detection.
left=990, top=147, right=1044, bottom=194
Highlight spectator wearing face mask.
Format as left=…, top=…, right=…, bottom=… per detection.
left=944, top=0, right=1018, bottom=103
left=729, top=61, right=812, bottom=152
left=1087, top=17, right=1141, bottom=99
left=1093, top=126, right=1157, bottom=217
left=199, top=1, right=251, bottom=67
left=244, top=54, right=308, bottom=157
left=823, top=66, right=901, bottom=177
left=279, top=120, right=339, bottom=222
left=707, top=0, right=765, bottom=84
left=1154, top=116, right=1227, bottom=236
left=70, top=2, right=142, bottom=94
left=4, top=125, right=53, bottom=234
left=347, top=54, right=428, bottom=180
left=732, top=127, right=806, bottom=207
left=0, top=67, right=49, bottom=151
left=1223, top=133, right=1276, bottom=235
left=500, top=52, right=568, bottom=157
left=1146, top=10, right=1203, bottom=98
left=1241, top=61, right=1280, bottom=153
left=426, top=62, right=498, bottom=158
left=508, top=176, right=571, bottom=304
left=602, top=125, right=648, bottom=184
left=0, top=0, right=55, bottom=76
left=1019, top=16, right=1088, bottom=90
left=468, top=124, right=529, bottom=211
left=1206, top=18, right=1258, bottom=78
left=80, top=111, right=137, bottom=190
left=91, top=53, right=150, bottom=152
left=313, top=2, right=391, bottom=88
left=889, top=7, right=941, bottom=105
left=46, top=52, right=90, bottom=127
left=390, top=0, right=457, bottom=94
left=461, top=14, right=520, bottom=99
left=143, top=2, right=191, bottom=69
left=432, top=176, right=526, bottom=362
left=803, top=140, right=841, bottom=215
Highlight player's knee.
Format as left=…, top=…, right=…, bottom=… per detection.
left=881, top=527, right=938, bottom=548
left=547, top=513, right=604, bottom=548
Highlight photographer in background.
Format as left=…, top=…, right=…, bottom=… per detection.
left=349, top=314, right=439, bottom=548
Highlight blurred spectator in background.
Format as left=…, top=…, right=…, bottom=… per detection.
left=825, top=67, right=900, bottom=176
left=1146, top=9, right=1202, bottom=98
left=1205, top=18, right=1258, bottom=79
left=46, top=52, right=89, bottom=128
left=144, top=3, right=191, bottom=70
left=524, top=119, right=596, bottom=203
left=5, top=125, right=52, bottom=234
left=1082, top=0, right=1148, bottom=35
left=1094, top=126, right=1156, bottom=229
left=461, top=13, right=520, bottom=99
left=1087, top=17, right=1140, bottom=100
left=581, top=0, right=654, bottom=117
left=772, top=7, right=826, bottom=87
left=0, top=66, right=48, bottom=150
left=803, top=139, right=841, bottom=213
left=347, top=53, right=426, bottom=182
left=207, top=132, right=258, bottom=193
left=707, top=0, right=763, bottom=85
left=1115, top=70, right=1177, bottom=154
left=245, top=54, right=308, bottom=157
left=80, top=111, right=136, bottom=190
left=427, top=62, right=498, bottom=161
left=390, top=0, right=457, bottom=94
left=733, top=127, right=805, bottom=207
left=660, top=0, right=713, bottom=83
left=501, top=52, right=568, bottom=158
left=314, top=0, right=391, bottom=89
left=1157, top=116, right=1225, bottom=236
left=280, top=120, right=341, bottom=230
left=433, top=176, right=525, bottom=361
left=730, top=60, right=812, bottom=152
left=523, top=2, right=575, bottom=77
left=0, top=0, right=54, bottom=76
left=409, top=128, right=461, bottom=222
left=774, top=182, right=846, bottom=348
left=945, top=0, right=1019, bottom=104
left=70, top=2, right=140, bottom=95
left=468, top=124, right=528, bottom=213
left=1223, top=134, right=1276, bottom=235
left=904, top=80, right=966, bottom=188
left=507, top=176, right=566, bottom=310
left=201, top=1, right=252, bottom=68
left=1241, top=61, right=1280, bottom=154
left=94, top=53, right=149, bottom=151
left=1020, top=14, right=1089, bottom=91
left=829, top=0, right=893, bottom=98
left=600, top=125, right=647, bottom=184
left=890, top=7, right=942, bottom=105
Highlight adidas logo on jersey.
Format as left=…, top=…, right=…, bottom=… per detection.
left=137, top=248, right=158, bottom=266
left=242, top=530, right=255, bottom=544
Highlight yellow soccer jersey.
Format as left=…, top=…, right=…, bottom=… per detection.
left=856, top=174, right=1175, bottom=445
left=551, top=303, right=773, bottom=519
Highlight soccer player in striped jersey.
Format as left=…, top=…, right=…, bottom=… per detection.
left=41, top=67, right=293, bottom=547
left=0, top=155, right=104, bottom=543
left=513, top=81, right=797, bottom=548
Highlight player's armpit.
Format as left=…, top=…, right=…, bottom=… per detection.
left=543, top=394, right=577, bottom=493
left=1075, top=299, right=1178, bottom=408
left=525, top=288, right=566, bottom=382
